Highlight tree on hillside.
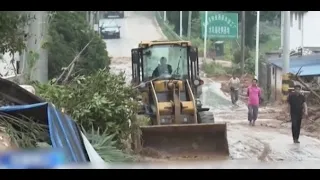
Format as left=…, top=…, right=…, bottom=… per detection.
left=47, top=11, right=109, bottom=79
left=0, top=11, right=30, bottom=54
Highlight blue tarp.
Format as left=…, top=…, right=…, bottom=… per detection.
left=0, top=102, right=90, bottom=163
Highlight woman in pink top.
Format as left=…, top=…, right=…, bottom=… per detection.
left=247, top=79, right=261, bottom=126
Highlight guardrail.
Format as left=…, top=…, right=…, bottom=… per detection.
left=155, top=11, right=183, bottom=41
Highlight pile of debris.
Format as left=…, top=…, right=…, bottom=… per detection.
left=0, top=85, right=48, bottom=151
left=276, top=106, right=320, bottom=133
left=301, top=107, right=320, bottom=133
left=0, top=96, right=16, bottom=152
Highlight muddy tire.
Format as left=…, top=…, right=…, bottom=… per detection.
left=197, top=111, right=215, bottom=124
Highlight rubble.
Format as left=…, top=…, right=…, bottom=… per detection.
left=275, top=106, right=320, bottom=133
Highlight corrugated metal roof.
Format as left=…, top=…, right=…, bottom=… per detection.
left=268, top=54, right=320, bottom=76
left=289, top=64, right=320, bottom=76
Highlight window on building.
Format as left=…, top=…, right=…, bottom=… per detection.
left=272, top=67, right=275, bottom=75
left=295, top=12, right=297, bottom=20
left=290, top=12, right=293, bottom=27
left=298, top=13, right=302, bottom=30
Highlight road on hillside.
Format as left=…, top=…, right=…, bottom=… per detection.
left=104, top=11, right=164, bottom=58
left=105, top=11, right=320, bottom=166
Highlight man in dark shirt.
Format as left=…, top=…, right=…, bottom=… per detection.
left=152, top=57, right=172, bottom=77
left=287, top=85, right=308, bottom=144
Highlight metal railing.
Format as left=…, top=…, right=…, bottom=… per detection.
left=155, top=11, right=183, bottom=41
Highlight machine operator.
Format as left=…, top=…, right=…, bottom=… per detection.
left=152, top=57, right=172, bottom=77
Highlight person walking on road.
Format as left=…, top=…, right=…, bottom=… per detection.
left=229, top=73, right=240, bottom=105
left=247, top=78, right=261, bottom=126
left=287, top=85, right=308, bottom=144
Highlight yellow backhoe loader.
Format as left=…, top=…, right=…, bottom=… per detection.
left=131, top=40, right=229, bottom=159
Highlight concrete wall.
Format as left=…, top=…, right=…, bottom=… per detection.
left=289, top=11, right=320, bottom=50
left=269, top=65, right=283, bottom=102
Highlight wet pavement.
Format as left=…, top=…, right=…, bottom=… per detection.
left=106, top=11, right=320, bottom=167
left=105, top=11, right=163, bottom=58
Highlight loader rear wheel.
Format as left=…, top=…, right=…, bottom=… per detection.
left=197, top=111, right=215, bottom=124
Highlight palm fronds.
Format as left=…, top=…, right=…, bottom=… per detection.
left=82, top=126, right=134, bottom=162
left=0, top=112, right=48, bottom=148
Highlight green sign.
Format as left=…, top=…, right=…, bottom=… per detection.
left=200, top=12, right=238, bottom=39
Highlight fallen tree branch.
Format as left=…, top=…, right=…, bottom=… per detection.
left=295, top=66, right=320, bottom=101
left=56, top=38, right=94, bottom=84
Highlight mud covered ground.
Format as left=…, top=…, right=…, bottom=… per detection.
left=107, top=11, right=320, bottom=165
left=110, top=56, right=320, bottom=163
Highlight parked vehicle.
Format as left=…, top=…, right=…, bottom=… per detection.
left=104, top=11, right=124, bottom=18
left=99, top=19, right=121, bottom=39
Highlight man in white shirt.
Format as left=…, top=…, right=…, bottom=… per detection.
left=229, top=73, right=240, bottom=105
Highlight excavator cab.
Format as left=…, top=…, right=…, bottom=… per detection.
left=131, top=40, right=229, bottom=159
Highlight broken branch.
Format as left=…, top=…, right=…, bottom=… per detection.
left=295, top=66, right=320, bottom=101
left=56, top=38, right=94, bottom=84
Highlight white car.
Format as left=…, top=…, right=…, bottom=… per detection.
left=99, top=20, right=121, bottom=39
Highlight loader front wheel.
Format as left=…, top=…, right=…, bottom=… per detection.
left=198, top=111, right=215, bottom=124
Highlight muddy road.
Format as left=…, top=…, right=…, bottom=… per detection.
left=202, top=78, right=320, bottom=161
left=106, top=11, right=320, bottom=166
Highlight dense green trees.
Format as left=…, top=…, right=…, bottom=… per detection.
left=0, top=11, right=30, bottom=54
left=47, top=11, right=110, bottom=79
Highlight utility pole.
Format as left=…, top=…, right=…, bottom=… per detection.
left=283, top=11, right=290, bottom=74
left=90, top=11, right=94, bottom=29
left=97, top=11, right=100, bottom=23
left=27, top=11, right=49, bottom=83
left=39, top=11, right=49, bottom=83
left=187, top=11, right=192, bottom=40
left=164, top=11, right=167, bottom=22
left=255, top=11, right=260, bottom=79
left=282, top=11, right=291, bottom=102
left=240, top=11, right=246, bottom=75
left=179, top=11, right=183, bottom=37
left=86, top=11, right=90, bottom=22
left=280, top=11, right=284, bottom=49
left=26, top=11, right=36, bottom=80
left=204, top=11, right=208, bottom=59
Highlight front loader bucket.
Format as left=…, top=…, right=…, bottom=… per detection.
left=140, top=123, right=229, bottom=159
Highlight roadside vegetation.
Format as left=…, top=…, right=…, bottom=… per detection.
left=156, top=11, right=281, bottom=77
left=0, top=11, right=137, bottom=162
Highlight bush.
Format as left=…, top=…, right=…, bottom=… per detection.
left=0, top=12, right=30, bottom=54
left=232, top=47, right=251, bottom=65
left=202, top=61, right=232, bottom=77
left=35, top=70, right=139, bottom=149
left=84, top=127, right=134, bottom=162
left=231, top=47, right=255, bottom=74
left=47, top=11, right=110, bottom=79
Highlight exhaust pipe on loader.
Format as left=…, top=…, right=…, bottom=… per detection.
left=140, top=123, right=229, bottom=159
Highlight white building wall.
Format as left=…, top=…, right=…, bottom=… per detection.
left=288, top=11, right=320, bottom=50
left=302, top=11, right=320, bottom=48
left=289, top=12, right=303, bottom=51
